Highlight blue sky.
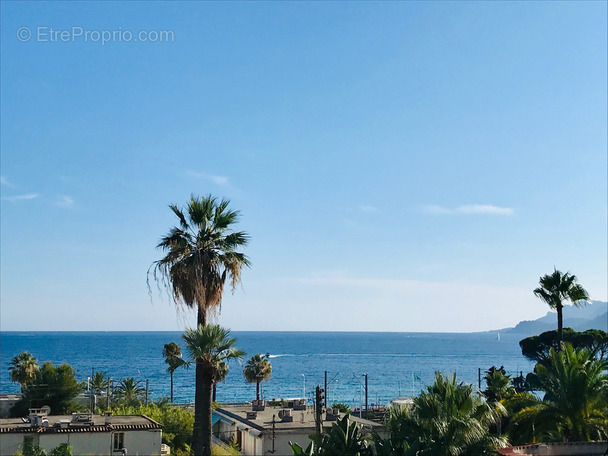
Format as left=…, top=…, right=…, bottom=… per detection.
left=1, top=2, right=606, bottom=332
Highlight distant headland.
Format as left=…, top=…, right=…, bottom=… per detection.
left=490, top=300, right=607, bottom=335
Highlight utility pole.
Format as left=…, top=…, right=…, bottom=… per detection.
left=107, top=378, right=111, bottom=410
left=364, top=373, right=368, bottom=418
left=270, top=415, right=276, bottom=454
left=315, top=385, right=324, bottom=436
left=324, top=371, right=327, bottom=408
left=90, top=387, right=95, bottom=414
left=478, top=368, right=481, bottom=390
left=145, top=379, right=149, bottom=406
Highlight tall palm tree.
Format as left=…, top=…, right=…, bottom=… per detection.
left=182, top=324, right=244, bottom=456
left=149, top=194, right=250, bottom=326
left=508, top=343, right=608, bottom=443
left=534, top=269, right=589, bottom=341
left=115, top=377, right=145, bottom=406
left=163, top=342, right=188, bottom=404
left=243, top=354, right=272, bottom=401
left=9, top=352, right=40, bottom=392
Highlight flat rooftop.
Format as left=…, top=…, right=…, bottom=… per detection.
left=0, top=414, right=161, bottom=434
left=215, top=404, right=383, bottom=434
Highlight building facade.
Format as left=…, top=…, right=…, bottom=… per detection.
left=0, top=410, right=162, bottom=456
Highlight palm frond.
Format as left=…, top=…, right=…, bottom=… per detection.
left=148, top=195, right=250, bottom=324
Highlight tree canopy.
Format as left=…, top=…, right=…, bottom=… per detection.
left=115, top=377, right=146, bottom=406
left=149, top=195, right=250, bottom=326
left=11, top=361, right=82, bottom=417
left=483, top=366, right=515, bottom=403
left=520, top=328, right=608, bottom=365
left=9, top=352, right=40, bottom=392
left=90, top=371, right=109, bottom=393
left=243, top=354, right=272, bottom=401
left=533, top=269, right=589, bottom=340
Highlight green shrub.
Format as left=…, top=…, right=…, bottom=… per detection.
left=113, top=401, right=194, bottom=453
left=49, top=444, right=72, bottom=456
left=331, top=402, right=352, bottom=413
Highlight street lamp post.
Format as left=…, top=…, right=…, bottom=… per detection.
left=301, top=374, right=306, bottom=399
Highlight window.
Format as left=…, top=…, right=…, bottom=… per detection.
left=113, top=432, right=125, bottom=451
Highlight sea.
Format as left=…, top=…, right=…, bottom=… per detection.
left=0, top=331, right=534, bottom=409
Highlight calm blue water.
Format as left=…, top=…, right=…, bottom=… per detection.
left=0, top=331, right=534, bottom=408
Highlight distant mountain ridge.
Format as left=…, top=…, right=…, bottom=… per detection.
left=501, top=300, right=607, bottom=335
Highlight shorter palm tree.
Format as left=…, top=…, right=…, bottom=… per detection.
left=243, top=354, right=272, bottom=401
left=508, top=343, right=608, bottom=443
left=182, top=324, right=244, bottom=456
left=291, top=414, right=373, bottom=456
left=163, top=342, right=188, bottom=404
left=534, top=269, right=589, bottom=341
left=213, top=361, right=228, bottom=403
left=115, top=377, right=145, bottom=406
left=9, top=352, right=40, bottom=392
left=90, top=371, right=109, bottom=394
left=484, top=366, right=515, bottom=403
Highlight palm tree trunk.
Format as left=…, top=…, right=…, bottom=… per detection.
left=557, top=304, right=563, bottom=343
left=256, top=381, right=260, bottom=401
left=212, top=383, right=217, bottom=402
left=193, top=361, right=213, bottom=456
left=198, top=303, right=207, bottom=327
left=170, top=371, right=174, bottom=404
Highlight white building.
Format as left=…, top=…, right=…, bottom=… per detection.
left=0, top=394, right=23, bottom=419
left=0, top=409, right=162, bottom=456
left=213, top=401, right=385, bottom=456
left=499, top=442, right=608, bottom=456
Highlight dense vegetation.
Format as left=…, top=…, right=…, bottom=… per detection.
left=507, top=343, right=608, bottom=444
left=288, top=336, right=608, bottom=456
left=9, top=358, right=82, bottom=417
left=113, top=401, right=195, bottom=456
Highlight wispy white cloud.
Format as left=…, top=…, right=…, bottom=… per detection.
left=279, top=271, right=539, bottom=332
left=55, top=195, right=75, bottom=209
left=2, top=193, right=40, bottom=202
left=458, top=204, right=514, bottom=215
left=0, top=176, right=14, bottom=187
left=210, top=175, right=229, bottom=186
left=423, top=204, right=514, bottom=216
left=359, top=205, right=377, bottom=212
left=186, top=170, right=230, bottom=187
